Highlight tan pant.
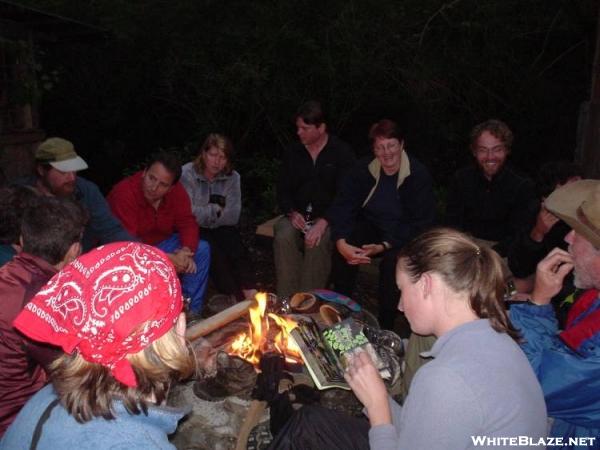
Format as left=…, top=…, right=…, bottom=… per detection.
left=401, top=333, right=437, bottom=399
left=273, top=216, right=332, bottom=298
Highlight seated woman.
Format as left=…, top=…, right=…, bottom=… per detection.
left=329, top=119, right=436, bottom=332
left=271, top=228, right=547, bottom=450
left=0, top=242, right=195, bottom=450
left=181, top=134, right=255, bottom=301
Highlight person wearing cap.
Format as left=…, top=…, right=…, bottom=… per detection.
left=0, top=242, right=195, bottom=450
left=107, top=151, right=210, bottom=314
left=23, top=137, right=134, bottom=252
left=445, top=120, right=537, bottom=258
left=510, top=179, right=600, bottom=444
left=0, top=196, right=86, bottom=438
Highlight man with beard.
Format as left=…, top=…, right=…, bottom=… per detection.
left=510, top=179, right=600, bottom=444
left=445, top=120, right=537, bottom=257
left=25, top=138, right=133, bottom=252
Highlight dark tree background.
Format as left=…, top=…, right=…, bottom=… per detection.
left=21, top=0, right=598, bottom=218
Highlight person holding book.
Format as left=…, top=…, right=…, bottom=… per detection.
left=271, top=228, right=547, bottom=449
left=345, top=228, right=547, bottom=449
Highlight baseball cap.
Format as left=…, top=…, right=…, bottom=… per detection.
left=35, top=137, right=88, bottom=172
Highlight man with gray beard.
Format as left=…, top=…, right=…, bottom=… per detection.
left=510, top=179, right=600, bottom=446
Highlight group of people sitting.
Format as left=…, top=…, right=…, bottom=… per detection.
left=0, top=100, right=598, bottom=449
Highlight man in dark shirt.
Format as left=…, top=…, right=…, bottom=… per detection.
left=274, top=101, right=355, bottom=297
left=445, top=119, right=537, bottom=257
left=0, top=196, right=85, bottom=436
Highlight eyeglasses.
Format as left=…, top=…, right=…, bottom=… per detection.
left=475, top=145, right=506, bottom=156
left=374, top=142, right=402, bottom=154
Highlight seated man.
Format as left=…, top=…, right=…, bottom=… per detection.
left=19, top=137, right=134, bottom=252
left=0, top=196, right=85, bottom=436
left=507, top=161, right=581, bottom=280
left=445, top=120, right=537, bottom=257
left=107, top=151, right=210, bottom=314
left=0, top=186, right=39, bottom=267
left=274, top=100, right=355, bottom=298
left=510, top=179, right=600, bottom=443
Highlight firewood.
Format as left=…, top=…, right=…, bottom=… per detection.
left=235, top=399, right=267, bottom=450
left=186, top=300, right=253, bottom=341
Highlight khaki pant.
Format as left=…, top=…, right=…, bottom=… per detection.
left=401, top=333, right=437, bottom=399
left=273, top=216, right=332, bottom=298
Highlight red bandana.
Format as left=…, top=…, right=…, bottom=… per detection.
left=13, top=242, right=183, bottom=387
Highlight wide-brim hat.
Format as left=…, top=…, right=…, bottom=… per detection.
left=35, top=137, right=88, bottom=172
left=545, top=179, right=600, bottom=249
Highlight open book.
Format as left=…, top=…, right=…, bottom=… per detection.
left=290, top=317, right=391, bottom=390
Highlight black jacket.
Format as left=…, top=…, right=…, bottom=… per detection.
left=276, top=135, right=355, bottom=221
left=445, top=164, right=537, bottom=256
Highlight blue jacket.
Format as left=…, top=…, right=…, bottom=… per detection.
left=19, top=176, right=134, bottom=252
left=0, top=384, right=186, bottom=450
left=510, top=291, right=600, bottom=449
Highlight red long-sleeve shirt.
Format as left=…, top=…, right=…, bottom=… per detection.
left=107, top=171, right=199, bottom=251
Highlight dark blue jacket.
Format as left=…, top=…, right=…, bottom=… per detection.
left=329, top=152, right=436, bottom=248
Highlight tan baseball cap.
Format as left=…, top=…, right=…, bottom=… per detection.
left=545, top=179, right=600, bottom=248
left=35, top=137, right=88, bottom=172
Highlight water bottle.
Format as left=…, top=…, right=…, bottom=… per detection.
left=303, top=203, right=313, bottom=233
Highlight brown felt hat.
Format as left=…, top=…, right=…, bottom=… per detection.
left=545, top=179, right=600, bottom=248
left=35, top=137, right=88, bottom=172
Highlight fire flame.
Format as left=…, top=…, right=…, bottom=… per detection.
left=229, top=292, right=301, bottom=365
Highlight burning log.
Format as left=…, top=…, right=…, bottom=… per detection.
left=228, top=293, right=301, bottom=366
left=186, top=300, right=253, bottom=341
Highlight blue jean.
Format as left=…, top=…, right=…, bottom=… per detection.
left=157, top=235, right=210, bottom=313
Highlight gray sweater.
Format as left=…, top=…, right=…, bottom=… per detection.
left=369, top=319, right=547, bottom=450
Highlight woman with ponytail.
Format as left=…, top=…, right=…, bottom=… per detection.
left=271, top=228, right=547, bottom=450
left=344, top=228, right=547, bottom=449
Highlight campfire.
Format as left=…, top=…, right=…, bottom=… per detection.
left=228, top=293, right=301, bottom=366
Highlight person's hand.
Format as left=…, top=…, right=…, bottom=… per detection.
left=304, top=218, right=328, bottom=248
left=179, top=247, right=197, bottom=273
left=288, top=211, right=306, bottom=231
left=169, top=248, right=197, bottom=274
left=530, top=247, right=573, bottom=305
left=336, top=239, right=371, bottom=265
left=530, top=206, right=560, bottom=242
left=344, top=351, right=391, bottom=426
left=361, top=243, right=385, bottom=257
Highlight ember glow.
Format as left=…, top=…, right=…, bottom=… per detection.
left=229, top=292, right=301, bottom=366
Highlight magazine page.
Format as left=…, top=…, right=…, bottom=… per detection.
left=322, top=318, right=391, bottom=379
left=290, top=319, right=350, bottom=390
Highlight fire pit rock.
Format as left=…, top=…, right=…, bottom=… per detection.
left=169, top=379, right=269, bottom=450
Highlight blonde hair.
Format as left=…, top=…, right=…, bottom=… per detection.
left=50, top=325, right=195, bottom=423
left=193, top=133, right=234, bottom=175
left=398, top=227, right=519, bottom=340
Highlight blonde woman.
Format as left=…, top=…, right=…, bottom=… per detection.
left=0, top=242, right=195, bottom=450
left=181, top=134, right=256, bottom=301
